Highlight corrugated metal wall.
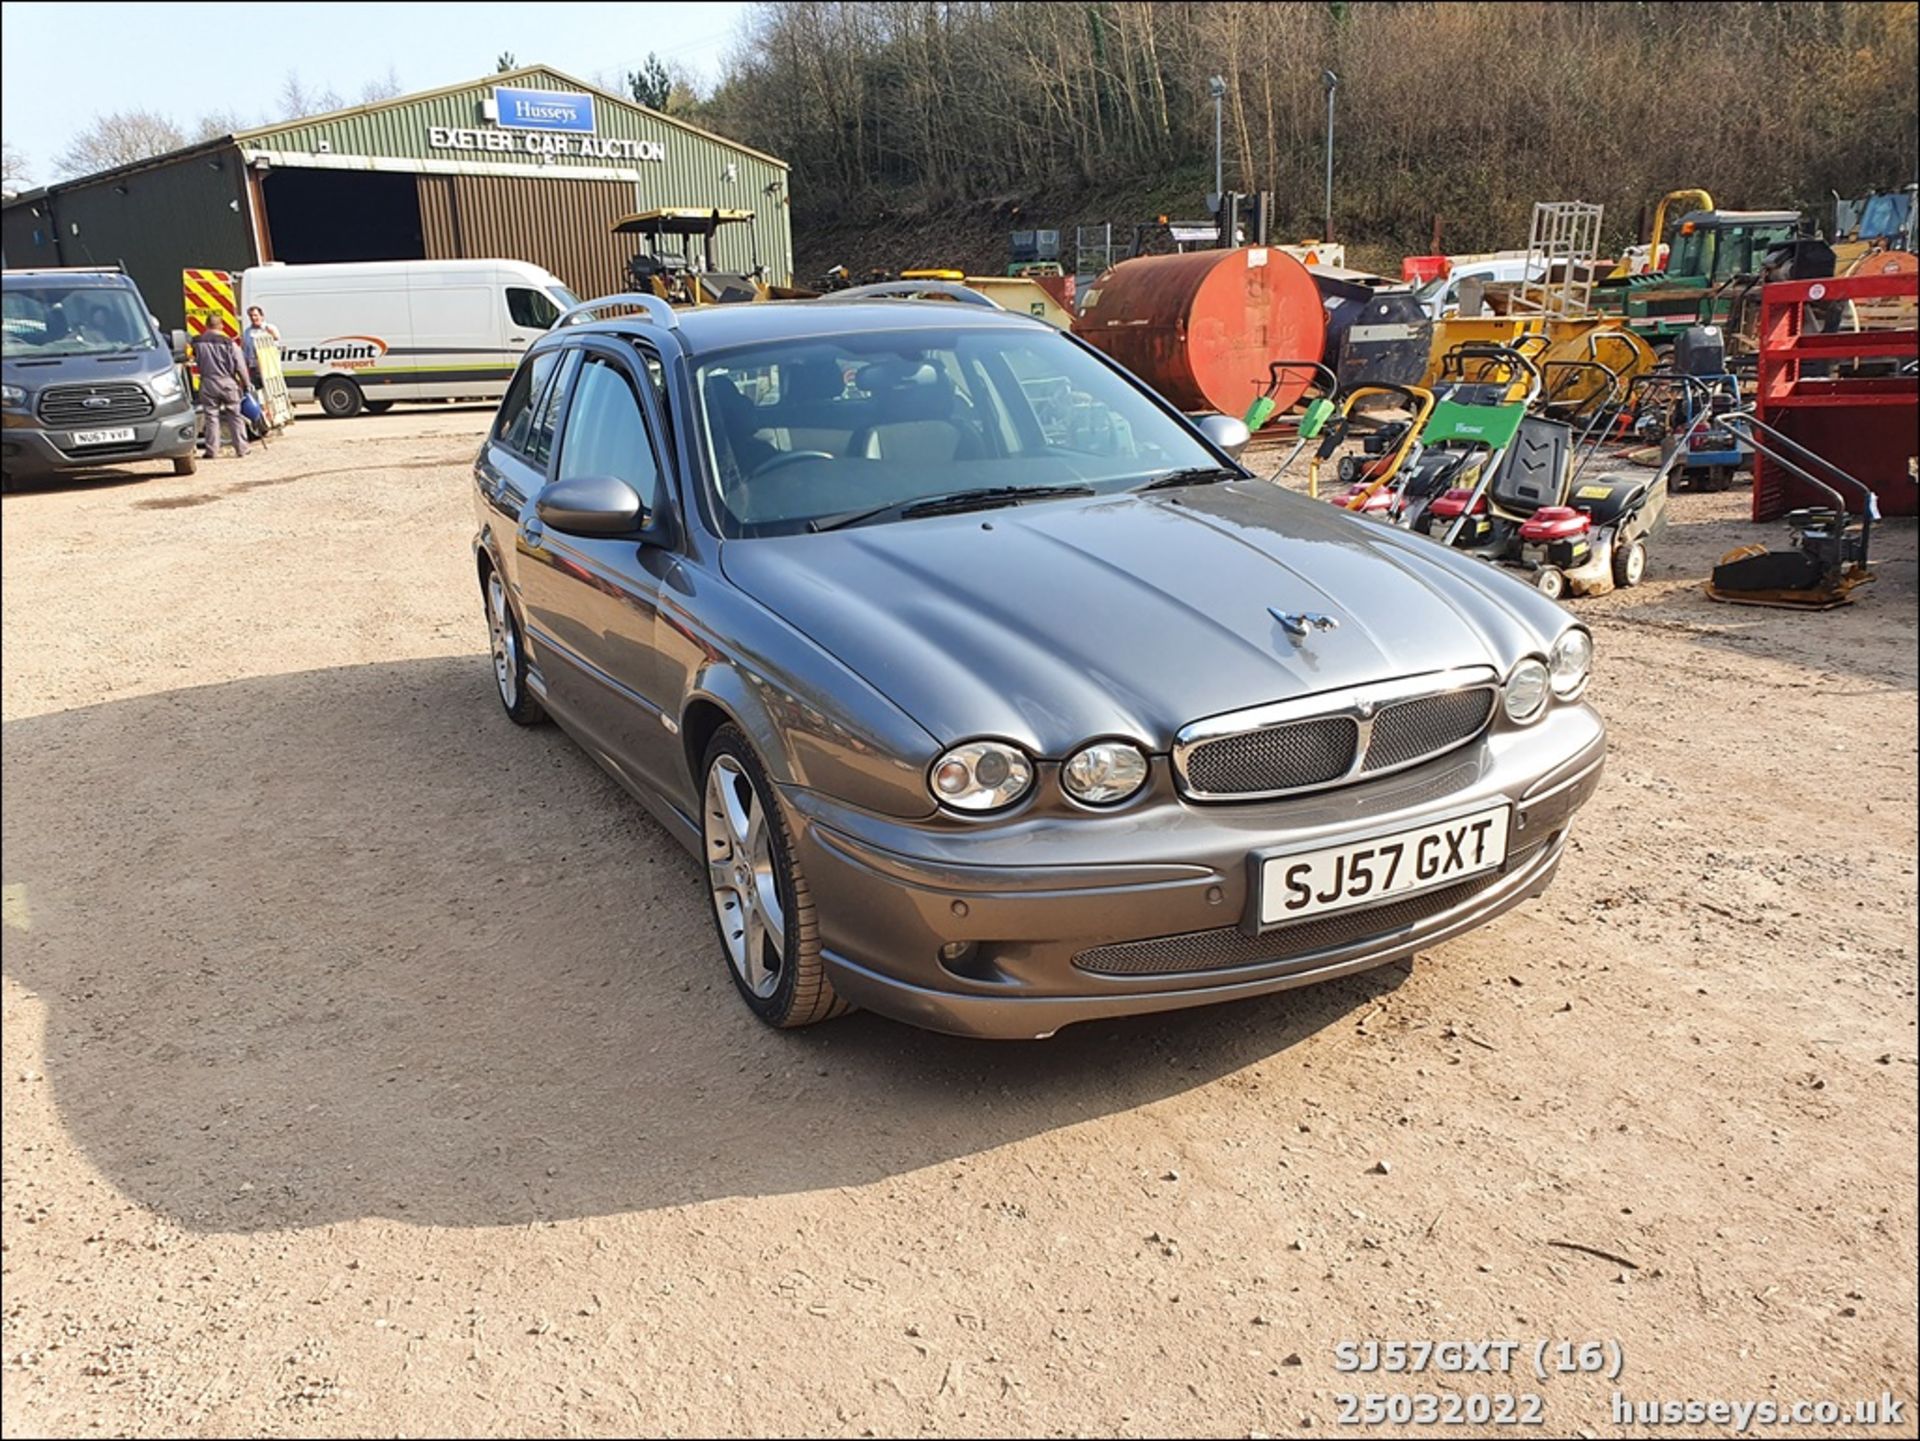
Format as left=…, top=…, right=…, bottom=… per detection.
left=1, top=147, right=255, bottom=331
left=245, top=67, right=793, bottom=284
left=418, top=173, right=640, bottom=299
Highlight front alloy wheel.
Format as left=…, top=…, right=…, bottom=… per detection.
left=701, top=726, right=846, bottom=1028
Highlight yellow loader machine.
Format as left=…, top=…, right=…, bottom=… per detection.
left=611, top=208, right=767, bottom=306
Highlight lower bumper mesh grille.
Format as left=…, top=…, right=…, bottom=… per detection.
left=1072, top=838, right=1550, bottom=977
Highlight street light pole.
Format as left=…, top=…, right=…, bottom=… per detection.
left=1322, top=70, right=1339, bottom=244
left=1208, top=74, right=1226, bottom=219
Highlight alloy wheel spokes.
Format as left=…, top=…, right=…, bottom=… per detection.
left=704, top=757, right=782, bottom=997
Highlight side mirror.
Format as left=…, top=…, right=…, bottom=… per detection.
left=170, top=328, right=188, bottom=359
left=1196, top=412, right=1251, bottom=460
left=536, top=474, right=645, bottom=536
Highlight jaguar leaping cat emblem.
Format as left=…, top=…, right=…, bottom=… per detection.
left=1269, top=608, right=1340, bottom=639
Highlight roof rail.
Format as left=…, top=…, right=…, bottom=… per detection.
left=831, top=280, right=1004, bottom=309
left=556, top=292, right=680, bottom=330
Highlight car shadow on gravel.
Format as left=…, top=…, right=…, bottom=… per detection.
left=2, top=656, right=1403, bottom=1234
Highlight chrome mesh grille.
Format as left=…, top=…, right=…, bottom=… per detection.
left=1183, top=716, right=1357, bottom=795
left=1073, top=839, right=1548, bottom=977
left=1363, top=688, right=1496, bottom=772
left=1176, top=677, right=1498, bottom=800
left=37, top=382, right=153, bottom=427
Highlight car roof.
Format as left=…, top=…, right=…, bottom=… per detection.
left=2, top=268, right=137, bottom=290
left=574, top=296, right=1050, bottom=354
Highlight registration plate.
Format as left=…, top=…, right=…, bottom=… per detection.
left=71, top=426, right=136, bottom=446
left=1257, top=804, right=1511, bottom=928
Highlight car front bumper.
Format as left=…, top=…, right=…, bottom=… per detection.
left=783, top=703, right=1605, bottom=1039
left=1, top=408, right=199, bottom=476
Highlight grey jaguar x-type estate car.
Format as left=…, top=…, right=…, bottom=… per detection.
left=471, top=289, right=1604, bottom=1039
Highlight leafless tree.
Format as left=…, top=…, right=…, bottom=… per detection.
left=360, top=67, right=404, bottom=104
left=193, top=110, right=254, bottom=142
left=279, top=72, right=344, bottom=122
left=54, top=110, right=188, bottom=179
left=2, top=141, right=30, bottom=188
left=704, top=0, right=1917, bottom=261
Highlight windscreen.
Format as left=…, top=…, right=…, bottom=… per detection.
left=693, top=325, right=1219, bottom=536
left=2, top=284, right=159, bottom=358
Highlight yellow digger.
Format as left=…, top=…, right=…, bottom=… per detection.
left=611, top=208, right=767, bottom=306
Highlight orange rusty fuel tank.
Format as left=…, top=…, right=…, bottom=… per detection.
left=1072, top=247, right=1326, bottom=415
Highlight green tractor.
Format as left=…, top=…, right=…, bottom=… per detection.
left=1592, top=208, right=1832, bottom=349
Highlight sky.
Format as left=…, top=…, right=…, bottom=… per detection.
left=0, top=0, right=753, bottom=188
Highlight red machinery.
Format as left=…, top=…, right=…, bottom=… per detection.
left=1753, top=271, right=1919, bottom=521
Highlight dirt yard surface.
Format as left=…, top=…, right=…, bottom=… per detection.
left=4, top=411, right=1916, bottom=1438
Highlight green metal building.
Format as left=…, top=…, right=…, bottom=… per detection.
left=1, top=66, right=793, bottom=330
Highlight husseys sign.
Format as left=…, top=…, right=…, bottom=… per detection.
left=426, top=85, right=665, bottom=162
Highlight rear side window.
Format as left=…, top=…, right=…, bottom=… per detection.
left=496, top=349, right=559, bottom=456
left=506, top=286, right=560, bottom=330
left=526, top=350, right=580, bottom=468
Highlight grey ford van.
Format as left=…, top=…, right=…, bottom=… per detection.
left=2, top=267, right=199, bottom=487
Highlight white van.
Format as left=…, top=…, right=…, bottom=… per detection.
left=1414, top=255, right=1548, bottom=320
left=239, top=259, right=579, bottom=418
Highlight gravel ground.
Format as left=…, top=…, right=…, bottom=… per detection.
left=4, top=408, right=1916, bottom=1437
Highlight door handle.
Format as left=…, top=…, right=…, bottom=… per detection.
left=509, top=336, right=529, bottom=345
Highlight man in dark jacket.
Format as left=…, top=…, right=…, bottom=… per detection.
left=189, top=318, right=250, bottom=459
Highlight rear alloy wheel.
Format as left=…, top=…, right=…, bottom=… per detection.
left=1613, top=537, right=1649, bottom=589
left=485, top=568, right=544, bottom=725
left=316, top=376, right=364, bottom=419
left=702, top=725, right=846, bottom=1029
left=1533, top=565, right=1569, bottom=601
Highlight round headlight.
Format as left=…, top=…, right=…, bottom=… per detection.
left=1550, top=628, right=1593, bottom=698
left=930, top=740, right=1034, bottom=812
left=1503, top=658, right=1551, bottom=724
left=1062, top=740, right=1150, bottom=804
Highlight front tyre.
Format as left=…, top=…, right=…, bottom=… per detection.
left=702, top=725, right=847, bottom=1029
left=485, top=568, right=545, bottom=725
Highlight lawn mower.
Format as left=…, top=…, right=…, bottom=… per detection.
left=1251, top=360, right=1341, bottom=475
left=1619, top=327, right=1748, bottom=491
left=1705, top=409, right=1879, bottom=609
left=1411, top=344, right=1669, bottom=599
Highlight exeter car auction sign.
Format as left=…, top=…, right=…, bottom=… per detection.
left=426, top=85, right=665, bottom=162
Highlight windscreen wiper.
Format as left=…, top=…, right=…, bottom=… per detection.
left=810, top=484, right=1095, bottom=533
left=1135, top=466, right=1244, bottom=491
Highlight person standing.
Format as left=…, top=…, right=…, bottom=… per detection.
left=189, top=317, right=250, bottom=459
left=240, top=305, right=280, bottom=390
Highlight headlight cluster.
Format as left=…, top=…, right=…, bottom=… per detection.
left=149, top=368, right=184, bottom=401
left=930, top=737, right=1151, bottom=812
left=1503, top=628, right=1593, bottom=724
left=0, top=383, right=25, bottom=408
left=931, top=741, right=1034, bottom=812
